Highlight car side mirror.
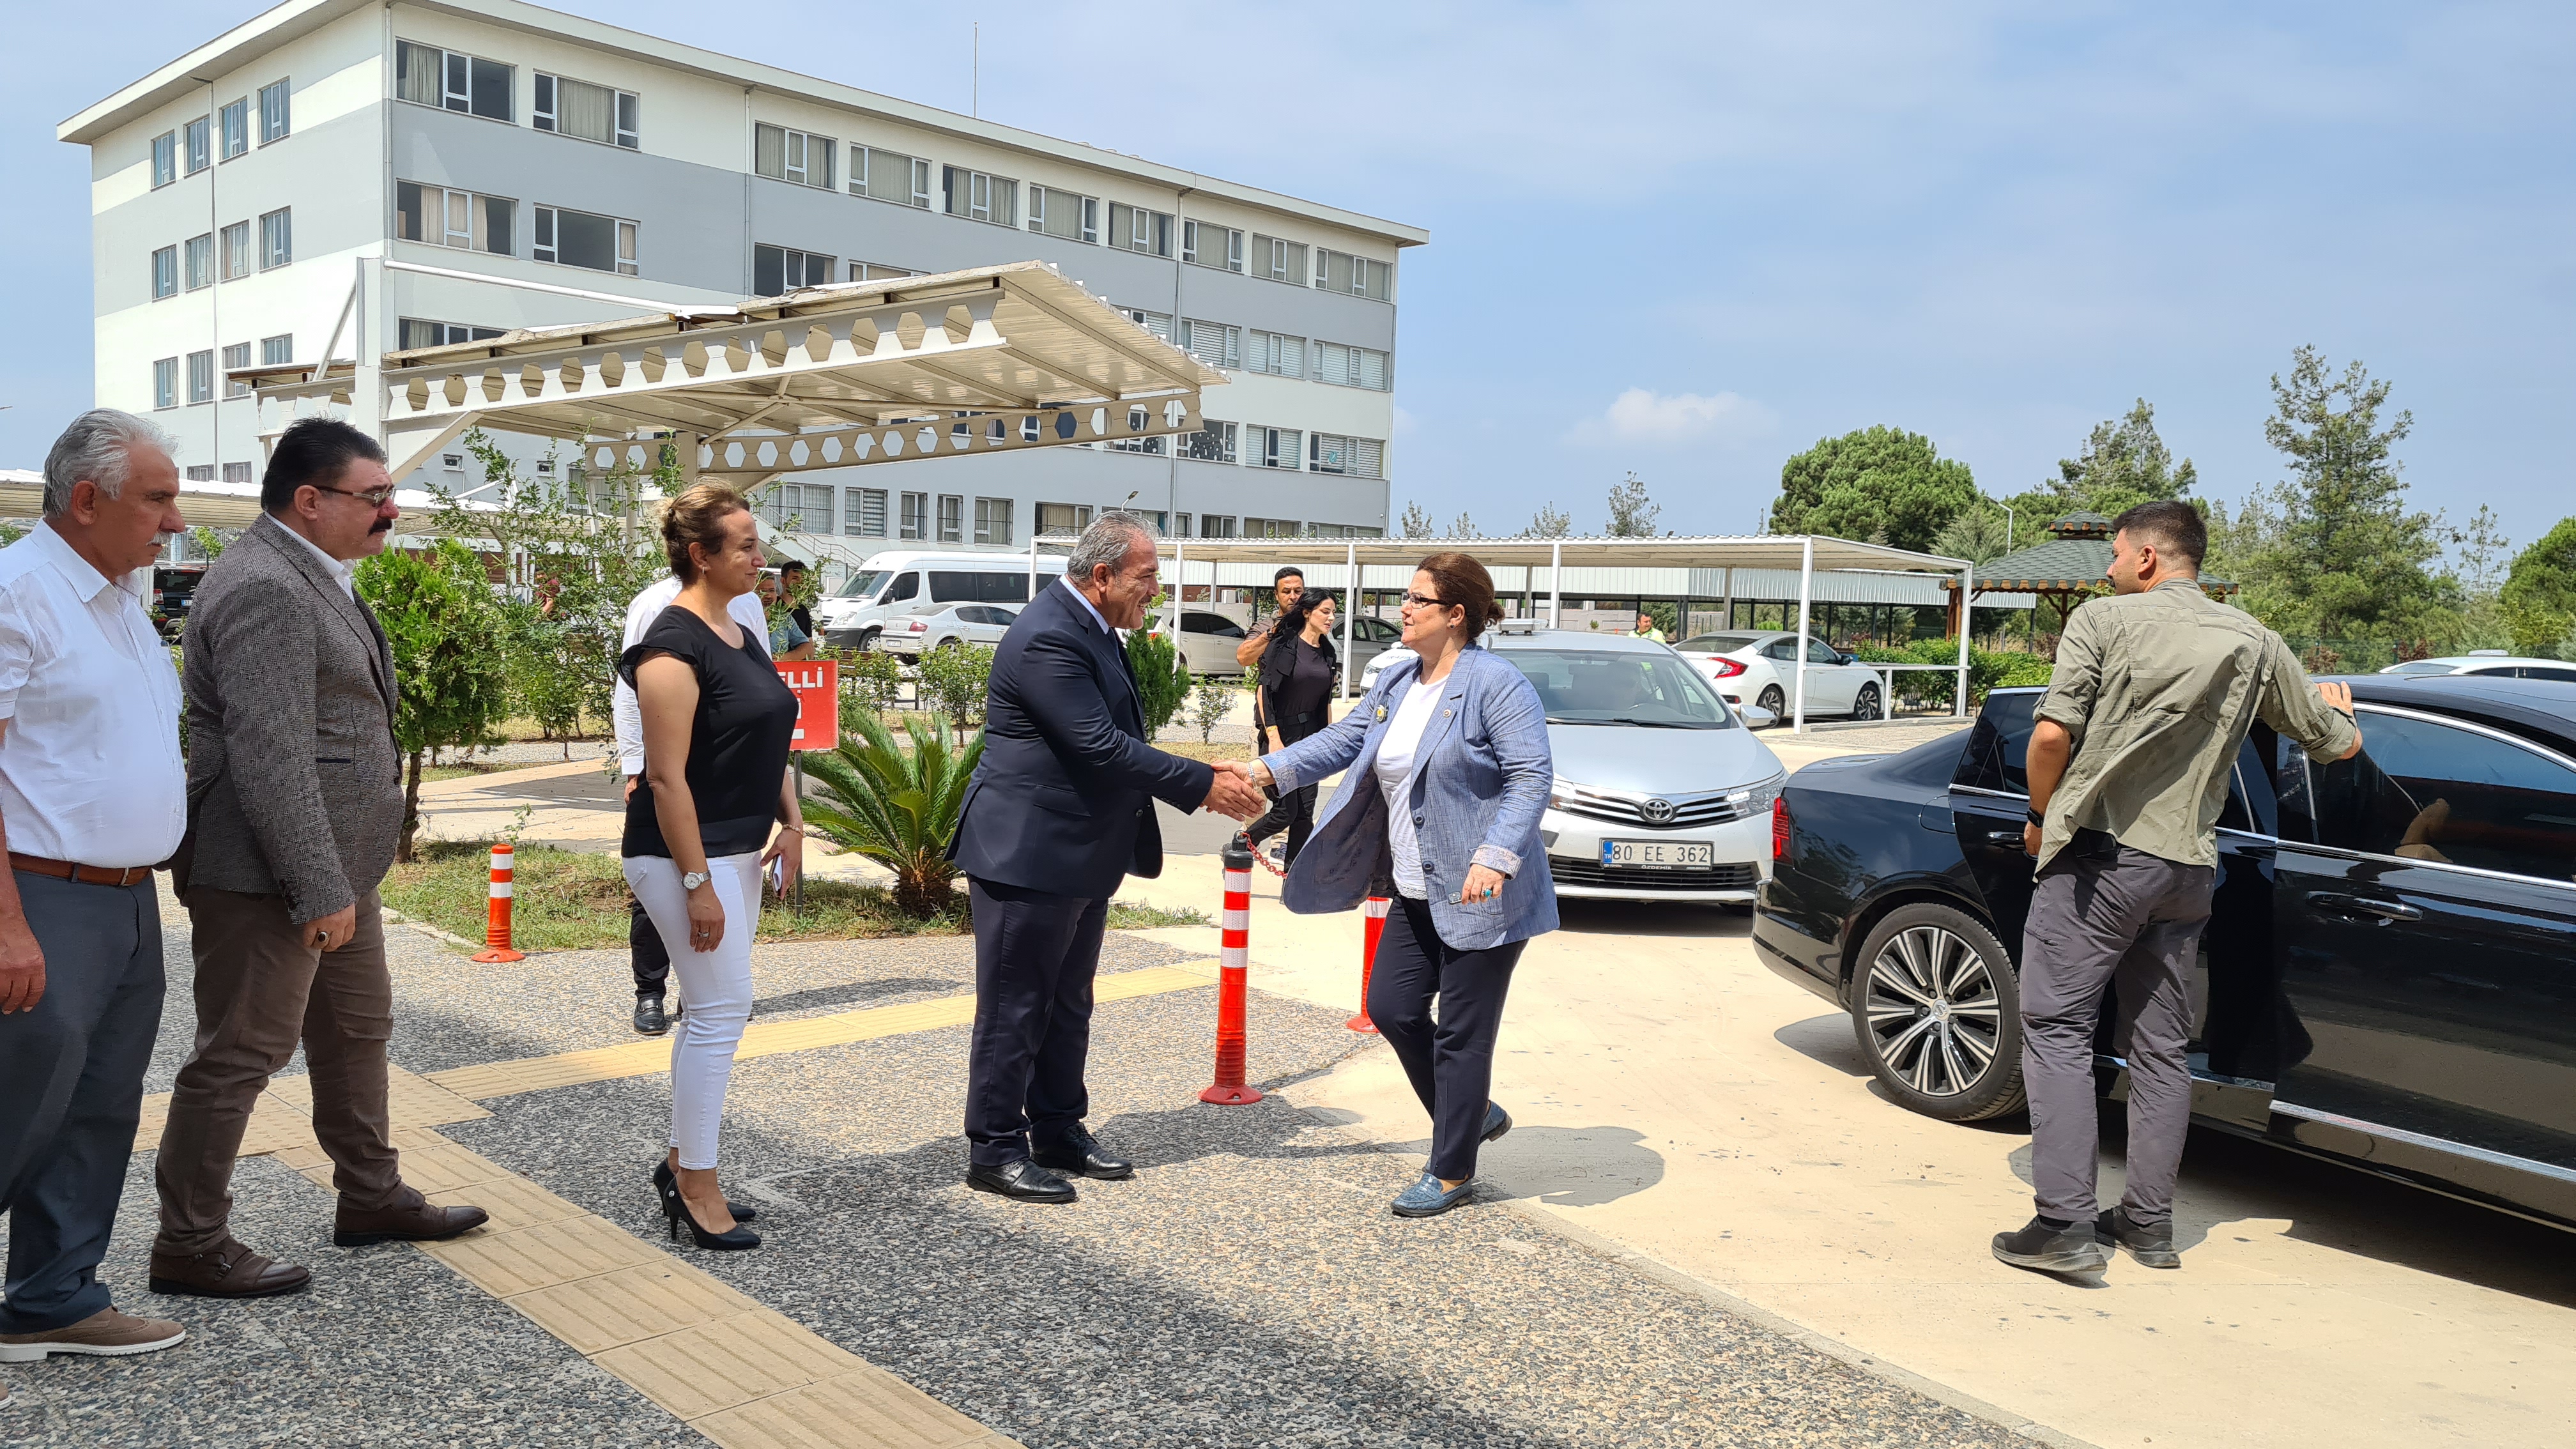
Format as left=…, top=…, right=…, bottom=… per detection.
left=1739, top=705, right=1777, bottom=728
left=1837, top=652, right=1857, bottom=666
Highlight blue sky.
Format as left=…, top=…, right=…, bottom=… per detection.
left=7, top=1, right=2571, bottom=556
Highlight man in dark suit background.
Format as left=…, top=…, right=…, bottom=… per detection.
left=953, top=513, right=1265, bottom=1202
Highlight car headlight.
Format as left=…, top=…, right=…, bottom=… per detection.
left=1549, top=778, right=1613, bottom=811
left=1729, top=772, right=1787, bottom=816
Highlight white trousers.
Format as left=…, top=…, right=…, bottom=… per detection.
left=623, top=852, right=760, bottom=1170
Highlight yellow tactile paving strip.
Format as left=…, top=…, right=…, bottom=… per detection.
left=423, top=964, right=1211, bottom=1103
left=115, top=960, right=1229, bottom=1445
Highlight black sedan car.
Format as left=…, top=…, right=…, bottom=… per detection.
left=1755, top=675, right=2576, bottom=1228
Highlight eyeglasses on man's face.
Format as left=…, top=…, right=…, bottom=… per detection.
left=312, top=483, right=399, bottom=509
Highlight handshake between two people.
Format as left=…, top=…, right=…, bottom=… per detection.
left=1199, top=759, right=1271, bottom=820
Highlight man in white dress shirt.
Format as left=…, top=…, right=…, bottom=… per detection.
left=611, top=571, right=766, bottom=1034
left=0, top=411, right=190, bottom=1372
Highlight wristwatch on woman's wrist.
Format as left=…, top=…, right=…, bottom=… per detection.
left=682, top=870, right=711, bottom=891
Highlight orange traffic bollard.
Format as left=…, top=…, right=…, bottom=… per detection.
left=1347, top=896, right=1388, bottom=1033
left=1199, top=843, right=1263, bottom=1105
left=470, top=843, right=525, bottom=963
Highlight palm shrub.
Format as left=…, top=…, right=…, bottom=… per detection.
left=801, top=710, right=984, bottom=917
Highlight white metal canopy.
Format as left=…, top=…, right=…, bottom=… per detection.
left=1029, top=533, right=1981, bottom=732
left=245, top=260, right=1228, bottom=493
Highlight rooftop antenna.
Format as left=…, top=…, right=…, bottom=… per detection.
left=972, top=22, right=979, bottom=118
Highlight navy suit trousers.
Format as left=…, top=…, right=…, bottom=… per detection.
left=964, top=878, right=1108, bottom=1167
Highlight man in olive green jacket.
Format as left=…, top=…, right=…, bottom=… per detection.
left=1994, top=501, right=2360, bottom=1277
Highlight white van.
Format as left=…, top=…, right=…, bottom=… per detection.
left=815, top=550, right=1068, bottom=650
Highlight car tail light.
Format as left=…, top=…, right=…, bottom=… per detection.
left=902, top=619, right=927, bottom=632
left=1772, top=796, right=1791, bottom=861
left=1707, top=657, right=1746, bottom=678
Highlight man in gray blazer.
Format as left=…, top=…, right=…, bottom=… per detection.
left=151, top=419, right=486, bottom=1298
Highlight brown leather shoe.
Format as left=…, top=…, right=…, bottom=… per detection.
left=148, top=1239, right=312, bottom=1299
left=334, top=1192, right=487, bottom=1247
left=0, top=1307, right=187, bottom=1362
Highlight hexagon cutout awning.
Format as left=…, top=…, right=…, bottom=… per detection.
left=239, top=260, right=1229, bottom=489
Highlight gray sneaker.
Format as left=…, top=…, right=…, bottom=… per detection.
left=2096, top=1208, right=2181, bottom=1268
left=0, top=1307, right=187, bottom=1363
left=1991, top=1216, right=2107, bottom=1276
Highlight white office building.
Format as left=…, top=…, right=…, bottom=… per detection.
left=59, top=0, right=1423, bottom=566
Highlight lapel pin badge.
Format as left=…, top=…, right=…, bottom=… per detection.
left=1373, top=703, right=1387, bottom=721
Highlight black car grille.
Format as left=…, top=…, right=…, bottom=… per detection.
left=1548, top=859, right=1759, bottom=891
left=1556, top=793, right=1754, bottom=829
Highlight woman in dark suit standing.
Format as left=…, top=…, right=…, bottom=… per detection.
left=1248, top=553, right=1556, bottom=1217
left=624, top=484, right=802, bottom=1250
left=1239, top=590, right=1339, bottom=867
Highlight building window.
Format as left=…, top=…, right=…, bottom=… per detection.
left=222, top=342, right=252, bottom=397
left=153, top=358, right=179, bottom=410
left=397, top=181, right=515, bottom=255
left=762, top=484, right=832, bottom=533
left=1252, top=234, right=1307, bottom=284
left=846, top=487, right=888, bottom=537
left=937, top=494, right=963, bottom=544
left=260, top=334, right=293, bottom=365
left=533, top=206, right=636, bottom=275
left=1199, top=514, right=1237, bottom=539
left=1181, top=420, right=1237, bottom=464
left=753, top=244, right=834, bottom=296
left=151, top=132, right=176, bottom=188
left=186, top=351, right=215, bottom=405
left=219, top=221, right=252, bottom=280
left=900, top=491, right=928, bottom=540
left=1308, top=434, right=1383, bottom=479
left=396, top=40, right=512, bottom=120
left=1248, top=426, right=1303, bottom=470
left=398, top=318, right=504, bottom=349
left=1176, top=319, right=1239, bottom=371
left=259, top=79, right=291, bottom=144
left=1182, top=221, right=1244, bottom=272
left=151, top=245, right=178, bottom=300
left=1036, top=503, right=1093, bottom=537
left=183, top=233, right=214, bottom=291
left=1109, top=203, right=1173, bottom=257
left=1314, top=342, right=1390, bottom=390
left=258, top=208, right=292, bottom=269
left=222, top=462, right=254, bottom=485
left=1315, top=249, right=1394, bottom=302
left=1027, top=185, right=1098, bottom=243
left=185, top=466, right=217, bottom=482
left=755, top=124, right=834, bottom=188
left=183, top=117, right=210, bottom=174
left=974, top=498, right=1015, bottom=546
left=1246, top=330, right=1305, bottom=378
left=848, top=261, right=917, bottom=282
left=942, top=167, right=1018, bottom=226
left=1243, top=517, right=1302, bottom=539
left=850, top=146, right=932, bottom=208
left=1118, top=307, right=1172, bottom=344
left=535, top=74, right=638, bottom=148
left=218, top=99, right=249, bottom=161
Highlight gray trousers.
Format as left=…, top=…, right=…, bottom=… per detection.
left=2019, top=831, right=2213, bottom=1228
left=0, top=873, right=164, bottom=1333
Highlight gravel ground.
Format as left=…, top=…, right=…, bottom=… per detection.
left=26, top=884, right=2023, bottom=1448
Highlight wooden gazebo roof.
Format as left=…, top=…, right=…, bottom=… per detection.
left=1947, top=512, right=2235, bottom=597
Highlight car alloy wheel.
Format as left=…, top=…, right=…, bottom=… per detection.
left=1758, top=684, right=1786, bottom=721
left=1849, top=902, right=2024, bottom=1122
left=1852, top=683, right=1882, bottom=721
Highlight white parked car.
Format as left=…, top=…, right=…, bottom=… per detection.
left=875, top=602, right=1019, bottom=657
left=1171, top=610, right=1251, bottom=678
left=1671, top=631, right=1890, bottom=724
left=2377, top=652, right=2576, bottom=682
left=816, top=550, right=1063, bottom=650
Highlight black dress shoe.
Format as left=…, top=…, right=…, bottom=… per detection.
left=967, top=1160, right=1077, bottom=1203
left=634, top=996, right=670, bottom=1035
left=1032, top=1130, right=1133, bottom=1181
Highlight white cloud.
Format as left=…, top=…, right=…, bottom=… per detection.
left=1567, top=388, right=1778, bottom=448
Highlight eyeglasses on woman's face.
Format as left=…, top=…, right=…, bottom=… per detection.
left=1399, top=590, right=1449, bottom=610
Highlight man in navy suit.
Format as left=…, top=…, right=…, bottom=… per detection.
left=953, top=513, right=1266, bottom=1202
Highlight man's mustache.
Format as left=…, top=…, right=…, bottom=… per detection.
left=369, top=519, right=394, bottom=534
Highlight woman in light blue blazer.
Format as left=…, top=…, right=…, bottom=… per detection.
left=1250, top=551, right=1557, bottom=1217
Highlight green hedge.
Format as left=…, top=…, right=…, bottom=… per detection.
left=1851, top=640, right=2054, bottom=708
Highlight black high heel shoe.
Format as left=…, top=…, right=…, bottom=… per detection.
left=652, top=1165, right=760, bottom=1251
left=652, top=1160, right=756, bottom=1223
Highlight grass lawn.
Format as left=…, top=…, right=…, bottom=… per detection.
left=382, top=840, right=1208, bottom=952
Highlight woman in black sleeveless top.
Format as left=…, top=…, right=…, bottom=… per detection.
left=622, top=485, right=800, bottom=1251
left=1240, top=591, right=1340, bottom=865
